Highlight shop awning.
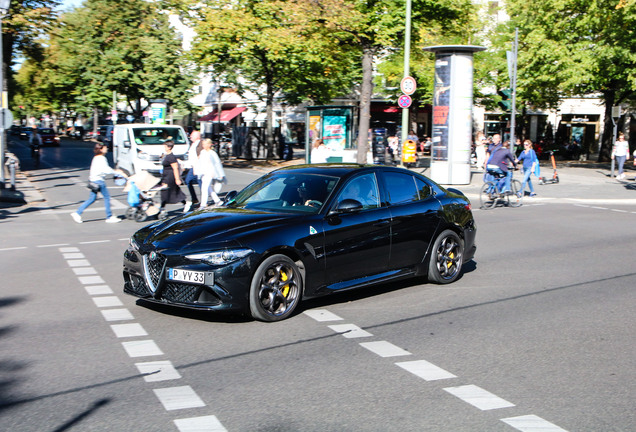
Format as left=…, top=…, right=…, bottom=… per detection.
left=199, top=106, right=246, bottom=122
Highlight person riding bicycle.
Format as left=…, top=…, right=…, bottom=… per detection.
left=486, top=140, right=517, bottom=193
left=30, top=127, right=42, bottom=157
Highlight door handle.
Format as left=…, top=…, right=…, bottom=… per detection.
left=373, top=220, right=390, bottom=227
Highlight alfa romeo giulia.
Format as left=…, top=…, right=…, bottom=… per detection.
left=123, top=164, right=476, bottom=321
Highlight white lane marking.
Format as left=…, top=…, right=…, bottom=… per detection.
left=501, top=415, right=569, bottom=432
left=101, top=308, right=134, bottom=321
left=591, top=206, right=608, bottom=210
left=59, top=247, right=80, bottom=252
left=0, top=247, right=27, bottom=251
left=63, top=252, right=85, bottom=259
left=328, top=324, right=373, bottom=338
left=79, top=240, right=111, bottom=244
left=174, top=415, right=228, bottom=432
left=611, top=209, right=628, bottom=213
left=359, top=341, right=412, bottom=358
left=136, top=361, right=182, bottom=382
left=78, top=275, right=106, bottom=285
left=72, top=267, right=97, bottom=275
left=154, top=386, right=206, bottom=411
left=122, top=340, right=164, bottom=357
left=93, top=296, right=124, bottom=308
left=42, top=199, right=128, bottom=214
left=110, top=323, right=148, bottom=338
left=444, top=384, right=515, bottom=411
left=67, top=259, right=91, bottom=267
left=395, top=359, right=457, bottom=381
left=85, top=285, right=113, bottom=295
left=38, top=243, right=70, bottom=248
left=303, top=309, right=343, bottom=322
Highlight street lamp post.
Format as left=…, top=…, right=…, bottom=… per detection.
left=0, top=0, right=10, bottom=190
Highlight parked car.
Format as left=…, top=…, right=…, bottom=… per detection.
left=123, top=164, right=477, bottom=321
left=38, top=128, right=60, bottom=146
left=9, top=125, right=21, bottom=136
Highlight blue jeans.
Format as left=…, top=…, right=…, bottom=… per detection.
left=616, top=155, right=626, bottom=175
left=486, top=167, right=511, bottom=192
left=520, top=167, right=535, bottom=194
left=77, top=180, right=112, bottom=218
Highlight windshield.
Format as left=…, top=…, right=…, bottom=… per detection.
left=228, top=172, right=339, bottom=214
left=132, top=127, right=187, bottom=145
left=39, top=128, right=55, bottom=134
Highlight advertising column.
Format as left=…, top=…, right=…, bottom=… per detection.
left=423, top=45, right=485, bottom=184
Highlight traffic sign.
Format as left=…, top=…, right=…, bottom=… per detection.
left=0, top=108, right=13, bottom=129
left=400, top=76, right=417, bottom=95
left=398, top=94, right=412, bottom=108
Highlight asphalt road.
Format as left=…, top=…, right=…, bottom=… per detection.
left=0, top=138, right=634, bottom=432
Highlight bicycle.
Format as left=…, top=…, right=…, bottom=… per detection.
left=480, top=167, right=523, bottom=209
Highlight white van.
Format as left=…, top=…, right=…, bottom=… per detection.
left=113, top=124, right=189, bottom=175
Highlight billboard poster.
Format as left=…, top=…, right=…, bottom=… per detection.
left=432, top=54, right=451, bottom=162
left=322, top=114, right=347, bottom=151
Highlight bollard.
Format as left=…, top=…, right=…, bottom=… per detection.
left=9, top=156, right=16, bottom=191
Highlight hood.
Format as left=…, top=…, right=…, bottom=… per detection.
left=135, top=207, right=294, bottom=252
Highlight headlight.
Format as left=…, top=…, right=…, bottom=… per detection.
left=129, top=237, right=140, bottom=251
left=186, top=248, right=253, bottom=265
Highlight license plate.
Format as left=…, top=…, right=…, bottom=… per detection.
left=167, top=268, right=207, bottom=285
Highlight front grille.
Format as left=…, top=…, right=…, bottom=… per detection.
left=143, top=253, right=167, bottom=292
left=163, top=283, right=201, bottom=303
left=125, top=274, right=151, bottom=296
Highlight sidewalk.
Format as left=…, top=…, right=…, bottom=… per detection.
left=2, top=152, right=635, bottom=209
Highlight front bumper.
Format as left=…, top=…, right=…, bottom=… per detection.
left=123, top=246, right=254, bottom=313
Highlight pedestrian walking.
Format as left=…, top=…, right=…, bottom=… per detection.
left=516, top=139, right=538, bottom=197
left=612, top=132, right=629, bottom=180
left=183, top=129, right=203, bottom=209
left=71, top=143, right=127, bottom=223
left=198, top=138, right=226, bottom=209
left=159, top=140, right=188, bottom=218
left=474, top=131, right=487, bottom=171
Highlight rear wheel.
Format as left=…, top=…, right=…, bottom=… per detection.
left=249, top=254, right=302, bottom=322
left=428, top=230, right=464, bottom=284
left=479, top=182, right=497, bottom=209
left=125, top=207, right=137, bottom=220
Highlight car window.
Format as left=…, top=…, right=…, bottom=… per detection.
left=132, top=128, right=187, bottom=145
left=414, top=177, right=432, bottom=200
left=336, top=173, right=380, bottom=210
left=230, top=173, right=338, bottom=214
left=39, top=128, right=54, bottom=134
left=384, top=172, right=422, bottom=205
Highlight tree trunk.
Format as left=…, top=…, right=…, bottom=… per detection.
left=356, top=44, right=374, bottom=164
left=597, top=89, right=615, bottom=162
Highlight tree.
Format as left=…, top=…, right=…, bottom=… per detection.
left=3, top=1, right=61, bottom=108
left=288, top=0, right=473, bottom=163
left=187, top=0, right=358, bottom=158
left=505, top=0, right=636, bottom=161
left=26, top=0, right=195, bottom=122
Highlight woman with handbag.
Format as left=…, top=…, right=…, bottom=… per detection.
left=71, top=143, right=127, bottom=223
left=158, top=140, right=188, bottom=219
left=516, top=139, right=538, bottom=197
left=197, top=138, right=226, bottom=209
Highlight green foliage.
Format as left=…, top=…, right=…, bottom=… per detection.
left=503, top=0, right=636, bottom=159
left=14, top=0, right=195, bottom=118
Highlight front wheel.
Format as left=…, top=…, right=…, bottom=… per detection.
left=249, top=254, right=302, bottom=322
left=428, top=230, right=464, bottom=284
left=479, top=182, right=497, bottom=209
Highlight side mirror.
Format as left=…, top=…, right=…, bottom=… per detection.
left=331, top=198, right=363, bottom=214
left=123, top=140, right=131, bottom=149
left=223, top=190, right=238, bottom=204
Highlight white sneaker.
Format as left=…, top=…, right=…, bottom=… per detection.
left=105, top=216, right=122, bottom=223
left=183, top=201, right=192, bottom=213
left=70, top=212, right=83, bottom=224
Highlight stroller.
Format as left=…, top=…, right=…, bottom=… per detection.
left=123, top=171, right=163, bottom=222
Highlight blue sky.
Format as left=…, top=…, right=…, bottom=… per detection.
left=60, top=0, right=83, bottom=11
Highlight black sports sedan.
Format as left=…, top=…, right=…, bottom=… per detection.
left=123, top=164, right=476, bottom=321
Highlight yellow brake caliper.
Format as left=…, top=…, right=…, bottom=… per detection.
left=280, top=270, right=290, bottom=297
left=447, top=252, right=454, bottom=268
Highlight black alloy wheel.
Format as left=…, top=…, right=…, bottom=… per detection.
left=249, top=254, right=302, bottom=322
left=428, top=230, right=464, bottom=284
